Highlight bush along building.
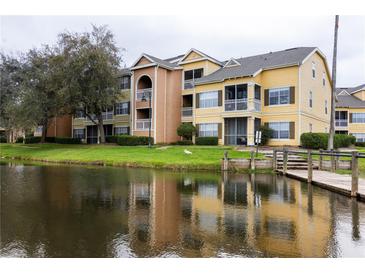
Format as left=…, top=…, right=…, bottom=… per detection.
left=72, top=47, right=333, bottom=146
left=335, top=84, right=365, bottom=143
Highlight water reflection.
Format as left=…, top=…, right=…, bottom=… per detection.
left=0, top=162, right=364, bottom=258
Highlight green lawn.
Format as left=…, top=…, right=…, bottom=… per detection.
left=0, top=143, right=259, bottom=170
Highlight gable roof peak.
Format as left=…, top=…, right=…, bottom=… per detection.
left=223, top=58, right=241, bottom=68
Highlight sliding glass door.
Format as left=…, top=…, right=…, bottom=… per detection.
left=224, top=117, right=247, bottom=145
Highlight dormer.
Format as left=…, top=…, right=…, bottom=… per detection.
left=352, top=86, right=365, bottom=101
left=223, top=58, right=241, bottom=68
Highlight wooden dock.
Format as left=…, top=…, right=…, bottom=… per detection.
left=277, top=169, right=365, bottom=201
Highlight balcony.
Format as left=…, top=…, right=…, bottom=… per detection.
left=184, top=80, right=194, bottom=90
left=335, top=119, right=348, bottom=127
left=136, top=88, right=152, bottom=101
left=182, top=107, right=193, bottom=117
left=253, top=99, right=261, bottom=111
left=225, top=99, right=247, bottom=111
left=87, top=111, right=113, bottom=121
left=136, top=119, right=152, bottom=130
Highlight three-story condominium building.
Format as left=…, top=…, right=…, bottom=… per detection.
left=71, top=47, right=332, bottom=146
left=335, top=84, right=365, bottom=142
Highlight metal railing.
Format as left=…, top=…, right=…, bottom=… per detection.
left=253, top=99, right=261, bottom=111
left=335, top=119, right=348, bottom=127
left=225, top=99, right=248, bottom=111
left=184, top=80, right=194, bottom=90
left=136, top=88, right=152, bottom=101
left=181, top=107, right=193, bottom=117
left=136, top=119, right=152, bottom=130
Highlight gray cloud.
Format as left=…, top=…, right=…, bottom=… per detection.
left=0, top=15, right=364, bottom=86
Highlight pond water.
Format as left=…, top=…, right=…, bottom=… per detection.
left=1, top=161, right=365, bottom=258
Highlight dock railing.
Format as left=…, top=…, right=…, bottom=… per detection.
left=273, top=148, right=365, bottom=198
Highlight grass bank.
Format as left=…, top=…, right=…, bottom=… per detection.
left=0, top=143, right=261, bottom=171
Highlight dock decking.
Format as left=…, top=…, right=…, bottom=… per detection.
left=278, top=169, right=365, bottom=201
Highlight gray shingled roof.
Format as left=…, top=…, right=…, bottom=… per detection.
left=120, top=68, right=131, bottom=76
left=143, top=53, right=179, bottom=69
left=164, top=54, right=185, bottom=63
left=194, top=47, right=316, bottom=85
left=336, top=84, right=365, bottom=108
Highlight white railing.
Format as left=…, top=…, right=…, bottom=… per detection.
left=136, top=88, right=152, bottom=101
left=335, top=119, right=348, bottom=127
left=136, top=119, right=152, bottom=130
left=87, top=112, right=113, bottom=121
left=253, top=99, right=261, bottom=111
left=181, top=107, right=193, bottom=117
left=225, top=99, right=248, bottom=111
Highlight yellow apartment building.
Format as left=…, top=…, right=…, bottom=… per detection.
left=72, top=47, right=333, bottom=146
left=335, top=84, right=365, bottom=142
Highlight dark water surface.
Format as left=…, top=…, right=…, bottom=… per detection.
left=1, top=161, right=364, bottom=258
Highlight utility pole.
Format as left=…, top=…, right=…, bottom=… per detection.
left=328, top=15, right=339, bottom=150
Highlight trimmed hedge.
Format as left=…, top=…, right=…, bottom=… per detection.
left=54, top=137, right=81, bottom=144
left=301, top=133, right=356, bottom=149
left=116, top=135, right=154, bottom=146
left=24, top=136, right=42, bottom=144
left=24, top=136, right=81, bottom=144
left=0, top=136, right=7, bottom=143
left=355, top=142, right=365, bottom=147
left=175, top=140, right=193, bottom=145
left=195, top=137, right=218, bottom=145
left=15, top=137, right=24, bottom=143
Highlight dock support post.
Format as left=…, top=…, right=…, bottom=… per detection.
left=351, top=151, right=359, bottom=198
left=319, top=149, right=323, bottom=170
left=307, top=149, right=312, bottom=183
left=250, top=150, right=255, bottom=171
left=273, top=149, right=277, bottom=170
left=283, top=148, right=288, bottom=175
left=331, top=149, right=335, bottom=172
left=222, top=151, right=229, bottom=171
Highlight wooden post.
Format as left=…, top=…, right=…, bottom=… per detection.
left=307, top=149, right=312, bottom=183
left=331, top=149, right=335, bottom=172
left=319, top=149, right=323, bottom=170
left=273, top=149, right=277, bottom=170
left=250, top=150, right=255, bottom=171
left=222, top=151, right=229, bottom=171
left=283, top=148, right=288, bottom=174
left=351, top=151, right=358, bottom=198
left=335, top=155, right=340, bottom=170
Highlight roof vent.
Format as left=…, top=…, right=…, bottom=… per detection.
left=285, top=47, right=298, bottom=51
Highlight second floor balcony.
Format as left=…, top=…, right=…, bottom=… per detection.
left=335, top=119, right=348, bottom=127
left=182, top=107, right=193, bottom=117
left=136, top=88, right=152, bottom=102
left=136, top=119, right=152, bottom=130
left=224, top=98, right=261, bottom=112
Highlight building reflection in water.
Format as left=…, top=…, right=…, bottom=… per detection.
left=1, top=162, right=364, bottom=258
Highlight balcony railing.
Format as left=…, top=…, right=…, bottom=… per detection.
left=335, top=119, right=348, bottom=127
left=136, top=119, right=152, bottom=130
left=86, top=111, right=113, bottom=121
left=225, top=99, right=248, bottom=111
left=136, top=88, right=152, bottom=101
left=182, top=107, right=193, bottom=117
left=253, top=99, right=261, bottom=111
left=184, top=80, right=194, bottom=90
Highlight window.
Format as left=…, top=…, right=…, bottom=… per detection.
left=325, top=100, right=328, bottom=114
left=322, top=72, right=326, bottom=86
left=115, top=102, right=129, bottom=115
left=35, top=126, right=43, bottom=134
left=120, top=76, right=130, bottom=90
left=73, top=129, right=85, bottom=139
left=309, top=91, right=313, bottom=108
left=224, top=84, right=248, bottom=111
left=352, top=133, right=365, bottom=142
left=352, top=113, right=365, bottom=123
left=114, top=126, right=129, bottom=135
left=269, top=122, right=290, bottom=139
left=199, top=123, right=218, bottom=137
left=75, top=110, right=85, bottom=119
left=312, top=62, right=316, bottom=79
left=269, top=87, right=290, bottom=105
left=199, top=91, right=218, bottom=108
left=309, top=123, right=313, bottom=133
left=184, top=68, right=203, bottom=89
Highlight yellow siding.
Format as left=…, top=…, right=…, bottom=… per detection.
left=349, top=108, right=365, bottom=134
left=352, top=89, right=365, bottom=100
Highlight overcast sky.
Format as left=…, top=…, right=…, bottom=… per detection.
left=0, top=15, right=364, bottom=87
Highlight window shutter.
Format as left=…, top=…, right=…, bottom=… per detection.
left=195, top=124, right=200, bottom=137
left=264, top=122, right=269, bottom=128
left=114, top=104, right=117, bottom=115
left=218, top=123, right=222, bottom=139
left=196, top=94, right=200, bottom=108
left=349, top=113, right=353, bottom=123
left=127, top=127, right=130, bottom=135
left=264, top=89, right=269, bottom=106
left=289, top=122, right=295, bottom=139
left=127, top=101, right=130, bottom=114
left=218, top=90, right=222, bottom=106
left=290, top=87, right=295, bottom=104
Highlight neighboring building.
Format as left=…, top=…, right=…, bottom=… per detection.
left=335, top=84, right=365, bottom=142
left=34, top=115, right=73, bottom=138
left=71, top=69, right=132, bottom=143
left=129, top=47, right=332, bottom=146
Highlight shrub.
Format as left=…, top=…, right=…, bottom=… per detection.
left=54, top=137, right=81, bottom=144
left=106, top=136, right=118, bottom=143
left=116, top=135, right=154, bottom=146
left=24, top=136, right=41, bottom=144
left=355, top=142, right=365, bottom=147
left=259, top=125, right=273, bottom=145
left=15, top=137, right=24, bottom=143
left=175, top=140, right=193, bottom=145
left=0, top=136, right=7, bottom=143
left=45, top=137, right=56, bottom=143
left=177, top=123, right=196, bottom=140
left=195, top=137, right=218, bottom=145
left=301, top=133, right=355, bottom=149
